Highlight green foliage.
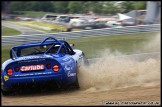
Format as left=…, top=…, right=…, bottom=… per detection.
left=133, top=1, right=146, bottom=10
left=10, top=1, right=26, bottom=11
left=102, top=2, right=119, bottom=15
left=119, top=1, right=135, bottom=13
left=68, top=1, right=84, bottom=13
left=10, top=1, right=54, bottom=12
left=52, top=1, right=69, bottom=13
left=3, top=1, right=147, bottom=14
left=119, top=1, right=146, bottom=13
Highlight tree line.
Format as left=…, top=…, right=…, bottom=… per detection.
left=2, top=1, right=146, bottom=15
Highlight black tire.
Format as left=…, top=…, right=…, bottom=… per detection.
left=61, top=77, right=79, bottom=90
left=70, top=68, right=80, bottom=89
left=73, top=74, right=80, bottom=89
left=1, top=89, right=12, bottom=96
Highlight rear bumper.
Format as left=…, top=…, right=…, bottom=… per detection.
left=1, top=74, right=64, bottom=91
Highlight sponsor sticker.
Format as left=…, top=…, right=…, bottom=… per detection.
left=20, top=64, right=44, bottom=71
left=67, top=71, right=76, bottom=77
left=4, top=75, right=9, bottom=81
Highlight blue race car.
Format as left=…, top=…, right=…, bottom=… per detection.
left=1, top=37, right=89, bottom=95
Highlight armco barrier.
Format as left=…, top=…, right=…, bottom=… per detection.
left=2, top=24, right=160, bottom=46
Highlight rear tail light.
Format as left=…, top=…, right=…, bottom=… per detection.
left=14, top=67, right=19, bottom=72
left=7, top=69, right=13, bottom=76
left=46, top=64, right=51, bottom=69
left=53, top=65, right=59, bottom=72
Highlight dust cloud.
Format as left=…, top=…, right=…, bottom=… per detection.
left=78, top=33, right=160, bottom=93
left=143, top=33, right=161, bottom=52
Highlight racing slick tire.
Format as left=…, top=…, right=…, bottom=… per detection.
left=70, top=52, right=89, bottom=89
left=72, top=71, right=80, bottom=89
left=1, top=89, right=12, bottom=96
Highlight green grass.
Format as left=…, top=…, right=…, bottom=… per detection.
left=16, top=21, right=67, bottom=33
left=68, top=32, right=160, bottom=58
left=2, top=26, right=21, bottom=36
left=16, top=24, right=54, bottom=33
left=1, top=32, right=160, bottom=63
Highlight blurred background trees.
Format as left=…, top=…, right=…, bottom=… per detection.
left=2, top=1, right=147, bottom=15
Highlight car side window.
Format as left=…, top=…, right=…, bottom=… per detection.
left=49, top=45, right=67, bottom=54
left=66, top=47, right=74, bottom=55
left=48, top=45, right=59, bottom=54
left=59, top=46, right=66, bottom=54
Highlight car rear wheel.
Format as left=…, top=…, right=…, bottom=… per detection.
left=73, top=73, right=80, bottom=89
left=1, top=89, right=12, bottom=96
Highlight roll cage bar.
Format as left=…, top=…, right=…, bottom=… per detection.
left=10, top=37, right=75, bottom=59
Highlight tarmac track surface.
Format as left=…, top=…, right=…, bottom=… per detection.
left=1, top=53, right=161, bottom=106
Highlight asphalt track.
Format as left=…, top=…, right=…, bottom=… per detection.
left=1, top=52, right=160, bottom=106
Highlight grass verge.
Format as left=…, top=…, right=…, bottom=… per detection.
left=1, top=32, right=160, bottom=63
left=16, top=21, right=67, bottom=33
left=2, top=26, right=21, bottom=36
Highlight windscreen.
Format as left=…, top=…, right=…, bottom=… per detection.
left=18, top=44, right=62, bottom=57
